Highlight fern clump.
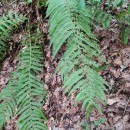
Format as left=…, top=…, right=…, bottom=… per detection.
left=0, top=29, right=47, bottom=130
left=0, top=12, right=26, bottom=61
left=1, top=0, right=128, bottom=129
left=47, top=0, right=108, bottom=116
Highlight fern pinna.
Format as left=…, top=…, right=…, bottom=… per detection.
left=0, top=12, right=26, bottom=62
left=0, top=29, right=47, bottom=130
left=47, top=0, right=108, bottom=116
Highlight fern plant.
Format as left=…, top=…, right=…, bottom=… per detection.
left=0, top=76, right=17, bottom=126
left=1, top=0, right=129, bottom=129
left=86, top=0, right=130, bottom=44
left=117, top=4, right=130, bottom=45
left=16, top=29, right=47, bottom=130
left=0, top=12, right=26, bottom=62
left=0, top=29, right=47, bottom=130
left=47, top=0, right=108, bottom=116
left=0, top=12, right=26, bottom=126
left=96, top=0, right=130, bottom=44
left=93, top=9, right=112, bottom=29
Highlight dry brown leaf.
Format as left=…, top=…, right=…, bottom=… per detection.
left=113, top=116, right=121, bottom=124
left=107, top=97, right=119, bottom=105
left=110, top=68, right=120, bottom=78
left=121, top=73, right=130, bottom=81
left=114, top=57, right=122, bottom=66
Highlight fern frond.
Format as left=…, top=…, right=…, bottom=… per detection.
left=0, top=12, right=26, bottom=61
left=0, top=76, right=17, bottom=126
left=0, top=30, right=47, bottom=129
left=94, top=9, right=112, bottom=29
left=47, top=0, right=108, bottom=115
left=16, top=31, right=47, bottom=130
left=47, top=0, right=95, bottom=58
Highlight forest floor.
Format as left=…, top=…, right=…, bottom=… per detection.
left=0, top=1, right=130, bottom=130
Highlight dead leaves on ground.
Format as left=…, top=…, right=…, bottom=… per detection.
left=93, top=25, right=130, bottom=129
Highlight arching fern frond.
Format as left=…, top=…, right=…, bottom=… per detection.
left=46, top=0, right=95, bottom=58
left=0, top=11, right=26, bottom=128
left=16, top=30, right=47, bottom=130
left=0, top=29, right=47, bottom=129
left=47, top=0, right=108, bottom=116
left=0, top=12, right=26, bottom=61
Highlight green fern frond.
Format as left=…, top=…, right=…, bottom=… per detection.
left=0, top=30, right=47, bottom=129
left=0, top=75, right=17, bottom=126
left=83, top=0, right=112, bottom=29
left=0, top=13, right=25, bottom=126
left=47, top=0, right=95, bottom=58
left=94, top=9, right=112, bottom=29
left=16, top=30, right=47, bottom=130
left=47, top=0, right=108, bottom=116
left=0, top=12, right=26, bottom=61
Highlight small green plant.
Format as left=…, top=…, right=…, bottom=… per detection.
left=108, top=0, right=124, bottom=9
left=87, top=0, right=130, bottom=44
left=94, top=118, right=105, bottom=126
left=117, top=5, right=130, bottom=45
left=82, top=122, right=90, bottom=130
left=107, top=0, right=130, bottom=45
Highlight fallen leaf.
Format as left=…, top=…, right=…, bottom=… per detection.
left=114, top=57, right=122, bottom=66
left=107, top=98, right=119, bottom=105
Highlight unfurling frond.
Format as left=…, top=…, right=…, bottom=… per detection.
left=47, top=0, right=108, bottom=116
